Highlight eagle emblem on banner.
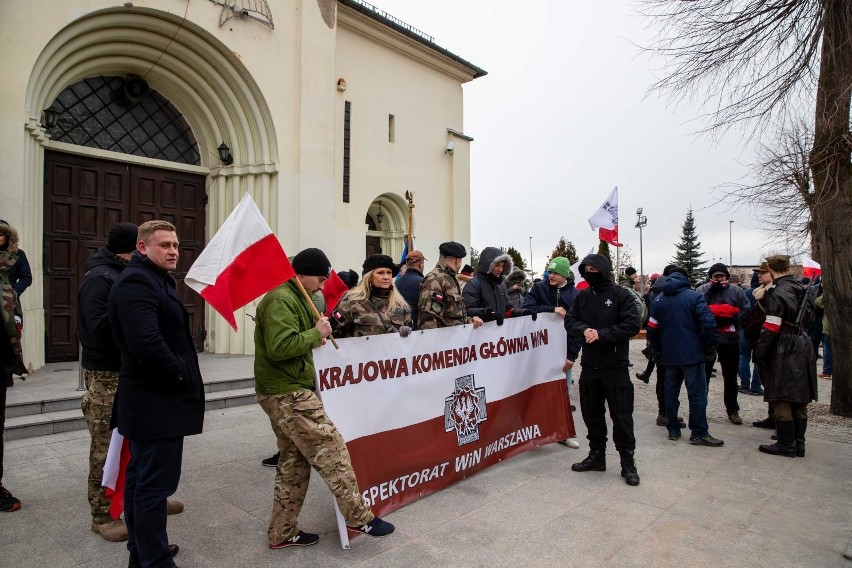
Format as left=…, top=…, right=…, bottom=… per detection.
left=444, top=375, right=487, bottom=446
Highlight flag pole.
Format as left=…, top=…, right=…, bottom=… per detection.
left=405, top=190, right=415, bottom=252
left=293, top=277, right=339, bottom=350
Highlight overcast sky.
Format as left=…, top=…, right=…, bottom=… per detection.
left=372, top=0, right=799, bottom=276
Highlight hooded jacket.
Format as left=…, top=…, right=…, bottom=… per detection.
left=463, top=247, right=515, bottom=321
left=503, top=269, right=527, bottom=309
left=647, top=272, right=719, bottom=366
left=78, top=246, right=128, bottom=371
left=565, top=254, right=641, bottom=368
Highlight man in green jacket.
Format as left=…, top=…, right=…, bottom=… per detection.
left=254, top=247, right=394, bottom=550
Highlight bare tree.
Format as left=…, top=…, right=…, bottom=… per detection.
left=641, top=0, right=852, bottom=416
left=717, top=121, right=815, bottom=253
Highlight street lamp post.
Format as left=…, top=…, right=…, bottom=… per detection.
left=635, top=208, right=648, bottom=294
left=729, top=220, right=734, bottom=267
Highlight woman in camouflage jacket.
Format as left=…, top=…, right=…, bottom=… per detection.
left=331, top=254, right=412, bottom=338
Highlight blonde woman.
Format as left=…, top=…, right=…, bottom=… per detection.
left=331, top=254, right=412, bottom=338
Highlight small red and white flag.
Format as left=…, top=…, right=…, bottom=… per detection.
left=186, top=194, right=295, bottom=330
left=802, top=257, right=821, bottom=280
left=588, top=187, right=623, bottom=247
left=102, top=429, right=131, bottom=519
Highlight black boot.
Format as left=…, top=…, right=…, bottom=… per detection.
left=759, top=421, right=796, bottom=457
left=752, top=416, right=775, bottom=429
left=794, top=418, right=807, bottom=457
left=571, top=449, right=606, bottom=472
left=619, top=451, right=640, bottom=486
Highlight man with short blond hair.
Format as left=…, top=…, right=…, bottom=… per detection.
left=109, top=219, right=204, bottom=567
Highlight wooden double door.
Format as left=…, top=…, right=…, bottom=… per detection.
left=43, top=151, right=206, bottom=362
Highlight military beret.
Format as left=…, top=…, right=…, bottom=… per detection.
left=438, top=241, right=466, bottom=258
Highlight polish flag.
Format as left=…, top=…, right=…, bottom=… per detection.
left=186, top=194, right=295, bottom=330
left=588, top=187, right=623, bottom=247
left=802, top=257, right=821, bottom=280
left=323, top=270, right=349, bottom=316
left=102, top=429, right=131, bottom=519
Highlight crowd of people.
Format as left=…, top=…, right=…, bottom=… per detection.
left=0, top=219, right=826, bottom=567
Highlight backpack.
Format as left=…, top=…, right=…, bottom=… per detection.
left=623, top=286, right=648, bottom=326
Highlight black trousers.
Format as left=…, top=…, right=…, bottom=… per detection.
left=0, top=376, right=6, bottom=483
left=579, top=366, right=635, bottom=453
left=705, top=342, right=740, bottom=415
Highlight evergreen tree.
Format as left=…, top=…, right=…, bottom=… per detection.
left=597, top=240, right=613, bottom=268
left=672, top=208, right=707, bottom=283
left=504, top=246, right=527, bottom=271
left=545, top=237, right=579, bottom=273
left=469, top=248, right=480, bottom=272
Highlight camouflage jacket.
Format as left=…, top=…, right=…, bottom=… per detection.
left=331, top=291, right=411, bottom=338
left=418, top=262, right=469, bottom=329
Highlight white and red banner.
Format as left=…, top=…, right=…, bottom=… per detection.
left=314, top=314, right=574, bottom=519
left=102, top=429, right=131, bottom=519
left=588, top=186, right=622, bottom=247
left=186, top=193, right=294, bottom=330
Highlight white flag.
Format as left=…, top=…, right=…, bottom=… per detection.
left=588, top=187, right=619, bottom=230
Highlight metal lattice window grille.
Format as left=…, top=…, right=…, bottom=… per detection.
left=46, top=76, right=201, bottom=166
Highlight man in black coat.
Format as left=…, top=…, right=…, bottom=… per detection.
left=566, top=254, right=642, bottom=486
left=108, top=220, right=204, bottom=568
left=396, top=250, right=426, bottom=328
left=463, top=246, right=535, bottom=323
left=757, top=255, right=817, bottom=458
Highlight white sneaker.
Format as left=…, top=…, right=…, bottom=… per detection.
left=557, top=438, right=580, bottom=449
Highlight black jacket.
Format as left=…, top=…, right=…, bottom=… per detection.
left=565, top=254, right=641, bottom=368
left=9, top=248, right=31, bottom=297
left=463, top=247, right=515, bottom=322
left=396, top=268, right=424, bottom=328
left=523, top=279, right=582, bottom=361
left=757, top=275, right=817, bottom=403
left=78, top=247, right=126, bottom=371
left=108, top=252, right=205, bottom=440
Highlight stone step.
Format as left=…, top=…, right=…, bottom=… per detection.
left=4, top=385, right=258, bottom=441
left=6, top=376, right=254, bottom=419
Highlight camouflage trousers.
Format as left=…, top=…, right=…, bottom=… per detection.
left=81, top=369, right=118, bottom=524
left=257, top=390, right=373, bottom=544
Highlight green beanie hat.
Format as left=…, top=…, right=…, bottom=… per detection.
left=546, top=257, right=571, bottom=278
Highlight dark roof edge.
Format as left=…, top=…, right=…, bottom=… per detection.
left=337, top=0, right=487, bottom=79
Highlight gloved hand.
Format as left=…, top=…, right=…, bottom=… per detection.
left=398, top=325, right=412, bottom=338
left=529, top=310, right=537, bottom=321
left=482, top=307, right=495, bottom=322
left=495, top=313, right=504, bottom=326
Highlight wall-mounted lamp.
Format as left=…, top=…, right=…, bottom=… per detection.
left=218, top=142, right=234, bottom=165
left=42, top=106, right=60, bottom=130
left=376, top=200, right=384, bottom=226
left=445, top=140, right=454, bottom=155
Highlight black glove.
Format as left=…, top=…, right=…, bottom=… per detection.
left=530, top=310, right=537, bottom=321
left=704, top=345, right=718, bottom=362
left=495, top=313, right=504, bottom=326
left=482, top=307, right=495, bottom=322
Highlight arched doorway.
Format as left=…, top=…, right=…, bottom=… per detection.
left=41, top=75, right=208, bottom=361
left=23, top=6, right=280, bottom=367
left=365, top=195, right=407, bottom=261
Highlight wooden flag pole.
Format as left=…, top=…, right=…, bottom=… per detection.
left=405, top=190, right=415, bottom=252
left=293, top=276, right=339, bottom=350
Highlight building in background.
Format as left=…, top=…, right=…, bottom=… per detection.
left=0, top=0, right=484, bottom=368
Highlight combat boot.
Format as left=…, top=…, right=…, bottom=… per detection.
left=794, top=418, right=807, bottom=457
left=91, top=519, right=128, bottom=542
left=758, top=420, right=796, bottom=457
left=619, top=450, right=640, bottom=486
left=571, top=449, right=606, bottom=472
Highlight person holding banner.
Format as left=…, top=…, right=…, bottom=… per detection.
left=254, top=248, right=394, bottom=550
left=330, top=254, right=412, bottom=338
left=418, top=241, right=483, bottom=330
left=566, top=254, right=642, bottom=486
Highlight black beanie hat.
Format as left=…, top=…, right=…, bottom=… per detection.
left=362, top=254, right=399, bottom=277
left=292, top=248, right=331, bottom=277
left=107, top=222, right=139, bottom=254
left=707, top=262, right=730, bottom=279
left=338, top=269, right=359, bottom=289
